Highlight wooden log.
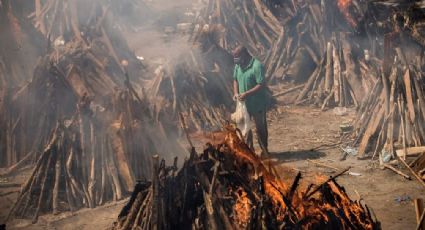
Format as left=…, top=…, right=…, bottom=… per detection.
left=399, top=98, right=408, bottom=160
left=396, top=147, right=425, bottom=157
left=321, top=88, right=335, bottom=110
left=341, top=33, right=363, bottom=103
left=52, top=143, right=62, bottom=214
left=273, top=84, right=304, bottom=97
left=383, top=164, right=411, bottom=180
left=417, top=211, right=425, bottom=230
left=358, top=103, right=385, bottom=157
left=398, top=157, right=425, bottom=189
left=416, top=199, right=425, bottom=230
left=332, top=43, right=341, bottom=104
left=0, top=150, right=33, bottom=177
left=296, top=58, right=323, bottom=102
left=415, top=199, right=425, bottom=227
left=402, top=69, right=416, bottom=123
left=32, top=148, right=55, bottom=223
left=151, top=155, right=159, bottom=230
left=307, top=159, right=340, bottom=171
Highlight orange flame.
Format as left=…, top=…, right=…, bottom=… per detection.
left=223, top=128, right=376, bottom=228
left=232, top=188, right=252, bottom=228
left=337, top=0, right=357, bottom=27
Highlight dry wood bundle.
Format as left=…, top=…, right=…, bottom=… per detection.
left=0, top=12, right=146, bottom=168
left=113, top=127, right=380, bottom=230
left=192, top=0, right=285, bottom=57
left=147, top=26, right=234, bottom=132
left=6, top=71, right=184, bottom=222
left=192, top=0, right=365, bottom=84
left=0, top=58, right=78, bottom=168
left=410, top=153, right=425, bottom=181
left=353, top=46, right=425, bottom=161
left=294, top=32, right=378, bottom=109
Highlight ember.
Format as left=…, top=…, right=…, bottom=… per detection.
left=337, top=0, right=357, bottom=27
left=113, top=127, right=380, bottom=229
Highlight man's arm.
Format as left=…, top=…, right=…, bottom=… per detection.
left=239, top=83, right=262, bottom=100
left=233, top=80, right=239, bottom=96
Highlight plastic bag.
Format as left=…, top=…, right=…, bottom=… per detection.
left=231, top=100, right=252, bottom=136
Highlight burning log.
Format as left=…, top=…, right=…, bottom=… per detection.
left=113, top=127, right=380, bottom=229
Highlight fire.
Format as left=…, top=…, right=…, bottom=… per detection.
left=113, top=126, right=379, bottom=229
left=337, top=0, right=357, bottom=27
left=232, top=188, right=252, bottom=228
left=223, top=127, right=377, bottom=228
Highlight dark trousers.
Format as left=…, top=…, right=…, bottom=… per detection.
left=245, top=110, right=268, bottom=154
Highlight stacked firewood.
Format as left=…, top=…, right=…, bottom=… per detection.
left=0, top=0, right=146, bottom=168
left=0, top=56, right=79, bottom=170
left=195, top=0, right=425, bottom=111
left=352, top=28, right=425, bottom=180
left=6, top=47, right=185, bottom=222
left=0, top=35, right=129, bottom=169
left=146, top=26, right=234, bottom=132
left=192, top=0, right=292, bottom=82
left=0, top=0, right=46, bottom=168
left=193, top=0, right=373, bottom=108
left=2, top=1, right=189, bottom=218
left=113, top=127, right=380, bottom=230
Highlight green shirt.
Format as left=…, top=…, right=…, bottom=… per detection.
left=233, top=58, right=266, bottom=114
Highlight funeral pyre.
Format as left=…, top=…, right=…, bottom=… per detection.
left=191, top=0, right=425, bottom=182
left=113, top=127, right=380, bottom=230
left=193, top=0, right=425, bottom=109
left=2, top=1, right=185, bottom=221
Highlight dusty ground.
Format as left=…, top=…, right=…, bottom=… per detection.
left=1, top=103, right=423, bottom=229
left=267, top=104, right=424, bottom=230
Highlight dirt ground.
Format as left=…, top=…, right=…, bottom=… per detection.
left=1, top=102, right=423, bottom=229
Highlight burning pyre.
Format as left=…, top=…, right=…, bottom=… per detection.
left=113, top=127, right=380, bottom=230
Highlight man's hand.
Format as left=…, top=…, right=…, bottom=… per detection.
left=238, top=92, right=248, bottom=101
left=233, top=94, right=239, bottom=101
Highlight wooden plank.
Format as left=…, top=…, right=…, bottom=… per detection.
left=396, top=147, right=425, bottom=157
left=403, top=69, right=416, bottom=123
left=414, top=199, right=425, bottom=230
left=358, top=104, right=385, bottom=157
left=273, top=84, right=305, bottom=97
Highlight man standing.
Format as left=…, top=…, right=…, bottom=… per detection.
left=232, top=45, right=268, bottom=156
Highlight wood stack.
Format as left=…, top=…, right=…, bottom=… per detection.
left=0, top=56, right=78, bottom=170
left=147, top=26, right=234, bottom=132
left=195, top=0, right=425, bottom=111
left=352, top=28, right=424, bottom=182
left=0, top=1, right=46, bottom=168
left=2, top=1, right=188, bottom=218
left=294, top=32, right=377, bottom=109
left=192, top=0, right=368, bottom=85
left=6, top=46, right=185, bottom=221
left=0, top=0, right=146, bottom=168
left=112, top=127, right=380, bottom=229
